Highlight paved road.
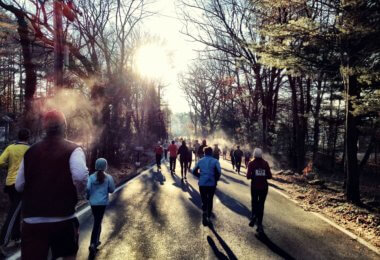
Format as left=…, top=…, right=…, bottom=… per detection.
left=72, top=158, right=378, bottom=260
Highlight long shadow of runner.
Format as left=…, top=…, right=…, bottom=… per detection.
left=215, top=189, right=251, bottom=220
left=221, top=173, right=248, bottom=186
left=255, top=233, right=295, bottom=260
left=208, top=223, right=238, bottom=260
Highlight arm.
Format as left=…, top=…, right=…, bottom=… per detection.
left=215, top=160, right=222, bottom=181
left=108, top=175, right=116, bottom=193
left=86, top=177, right=91, bottom=200
left=192, top=162, right=200, bottom=178
left=15, top=159, right=25, bottom=192
left=70, top=147, right=89, bottom=195
left=266, top=162, right=272, bottom=179
left=0, top=146, right=10, bottom=168
left=246, top=162, right=253, bottom=180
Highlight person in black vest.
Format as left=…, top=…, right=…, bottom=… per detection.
left=234, top=146, right=244, bottom=174
left=15, top=110, right=88, bottom=260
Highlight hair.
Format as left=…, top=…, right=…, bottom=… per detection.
left=237, top=145, right=240, bottom=149
left=205, top=146, right=213, bottom=156
left=202, top=139, right=207, bottom=145
left=253, top=148, right=263, bottom=158
left=46, top=125, right=65, bottom=137
left=18, top=128, right=30, bottom=141
left=182, top=141, right=186, bottom=146
left=172, top=140, right=175, bottom=144
left=97, top=170, right=106, bottom=183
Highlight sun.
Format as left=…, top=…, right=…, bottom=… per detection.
left=134, top=44, right=171, bottom=79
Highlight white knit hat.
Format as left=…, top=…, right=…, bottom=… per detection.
left=253, top=148, right=263, bottom=158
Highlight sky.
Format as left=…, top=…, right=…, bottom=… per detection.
left=137, top=0, right=197, bottom=113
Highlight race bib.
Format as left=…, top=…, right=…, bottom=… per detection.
left=255, top=169, right=266, bottom=176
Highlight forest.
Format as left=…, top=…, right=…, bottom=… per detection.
left=0, top=0, right=169, bottom=168
left=178, top=0, right=379, bottom=203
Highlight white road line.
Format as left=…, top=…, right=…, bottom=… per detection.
left=6, top=167, right=152, bottom=260
left=270, top=186, right=380, bottom=256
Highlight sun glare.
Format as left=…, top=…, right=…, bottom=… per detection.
left=134, top=44, right=171, bottom=79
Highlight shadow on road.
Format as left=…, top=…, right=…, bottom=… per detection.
left=255, top=232, right=295, bottom=260
left=268, top=182, right=286, bottom=191
left=222, top=173, right=248, bottom=186
left=208, top=223, right=238, bottom=260
left=215, top=189, right=251, bottom=220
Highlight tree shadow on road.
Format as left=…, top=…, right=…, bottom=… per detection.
left=255, top=232, right=295, bottom=260
left=268, top=182, right=286, bottom=191
left=215, top=189, right=251, bottom=220
left=208, top=223, right=238, bottom=260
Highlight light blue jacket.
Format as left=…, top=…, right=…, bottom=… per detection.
left=87, top=172, right=115, bottom=206
left=193, top=155, right=221, bottom=186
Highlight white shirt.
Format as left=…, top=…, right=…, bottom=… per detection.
left=15, top=147, right=89, bottom=223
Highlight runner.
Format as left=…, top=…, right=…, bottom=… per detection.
left=187, top=144, right=193, bottom=172
left=212, top=144, right=221, bottom=161
left=0, top=129, right=30, bottom=256
left=230, top=148, right=235, bottom=171
left=87, top=158, right=115, bottom=253
left=234, top=146, right=244, bottom=174
left=193, top=140, right=200, bottom=162
left=15, top=110, right=88, bottom=259
left=193, top=147, right=221, bottom=226
left=246, top=148, right=272, bottom=233
left=168, top=140, right=178, bottom=174
left=163, top=140, right=169, bottom=161
left=178, top=141, right=189, bottom=181
left=197, top=139, right=207, bottom=159
left=154, top=141, right=164, bottom=170
left=222, top=146, right=227, bottom=160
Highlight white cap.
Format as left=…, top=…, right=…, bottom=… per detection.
left=253, top=148, right=263, bottom=158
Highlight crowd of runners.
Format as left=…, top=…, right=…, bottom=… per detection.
left=0, top=109, right=272, bottom=259
left=154, top=138, right=272, bottom=230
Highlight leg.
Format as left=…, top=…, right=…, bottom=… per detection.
left=257, top=189, right=268, bottom=226
left=251, top=187, right=259, bottom=221
left=180, top=160, right=184, bottom=178
left=199, top=186, right=208, bottom=216
left=51, top=218, right=79, bottom=259
left=90, top=206, right=102, bottom=247
left=207, top=186, right=216, bottom=218
left=21, top=222, right=50, bottom=260
left=0, top=185, right=21, bottom=246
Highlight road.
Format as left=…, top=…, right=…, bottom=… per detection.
left=70, top=158, right=380, bottom=260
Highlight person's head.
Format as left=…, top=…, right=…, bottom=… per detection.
left=202, top=139, right=206, bottom=145
left=43, top=110, right=66, bottom=137
left=18, top=128, right=30, bottom=142
left=204, top=146, right=213, bottom=156
left=172, top=140, right=175, bottom=144
left=157, top=141, right=161, bottom=145
left=237, top=145, right=240, bottom=149
left=253, top=148, right=263, bottom=159
left=182, top=140, right=186, bottom=146
left=95, top=158, right=108, bottom=183
left=214, top=144, right=218, bottom=148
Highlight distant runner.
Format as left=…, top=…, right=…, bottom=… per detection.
left=197, top=140, right=207, bottom=159
left=222, top=147, right=227, bottom=160
left=178, top=141, right=190, bottom=180
left=246, top=148, right=272, bottom=233
left=163, top=140, right=169, bottom=161
left=234, top=146, right=244, bottom=174
left=154, top=141, right=164, bottom=170
left=193, top=140, right=200, bottom=162
left=213, top=144, right=221, bottom=161
left=168, top=141, right=178, bottom=174
left=230, top=148, right=235, bottom=171
left=244, top=150, right=252, bottom=169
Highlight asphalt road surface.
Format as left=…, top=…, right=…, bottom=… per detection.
left=69, top=159, right=379, bottom=259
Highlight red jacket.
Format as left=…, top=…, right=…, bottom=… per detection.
left=168, top=144, right=178, bottom=157
left=246, top=158, right=272, bottom=190
left=154, top=146, right=163, bottom=155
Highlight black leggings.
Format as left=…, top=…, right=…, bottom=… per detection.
left=0, top=185, right=21, bottom=246
left=90, top=205, right=106, bottom=246
left=251, top=188, right=268, bottom=225
left=156, top=154, right=162, bottom=168
left=169, top=157, right=177, bottom=172
left=180, top=159, right=189, bottom=177
left=199, top=186, right=216, bottom=218
left=235, top=159, right=242, bottom=172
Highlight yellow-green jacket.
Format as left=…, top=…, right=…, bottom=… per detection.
left=0, top=143, right=29, bottom=186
